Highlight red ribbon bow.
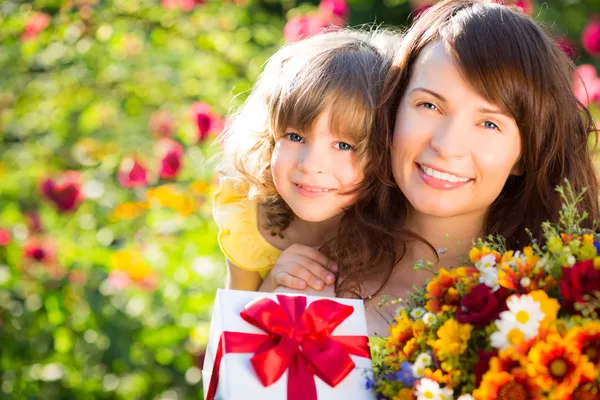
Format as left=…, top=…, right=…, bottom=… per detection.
left=205, top=294, right=371, bottom=400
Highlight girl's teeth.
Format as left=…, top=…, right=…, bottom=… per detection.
left=421, top=165, right=470, bottom=183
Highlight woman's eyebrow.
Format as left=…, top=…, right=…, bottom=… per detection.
left=408, top=87, right=447, bottom=102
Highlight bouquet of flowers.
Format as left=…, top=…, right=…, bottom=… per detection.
left=369, top=184, right=600, bottom=400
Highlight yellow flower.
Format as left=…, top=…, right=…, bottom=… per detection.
left=190, top=180, right=209, bottom=195
left=429, top=319, right=472, bottom=360
left=110, top=201, right=148, bottom=221
left=528, top=290, right=560, bottom=326
left=393, top=388, right=413, bottom=400
left=111, top=249, right=154, bottom=281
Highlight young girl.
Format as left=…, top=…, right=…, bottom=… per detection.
left=214, top=29, right=396, bottom=292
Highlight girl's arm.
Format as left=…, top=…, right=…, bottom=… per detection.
left=225, top=258, right=263, bottom=291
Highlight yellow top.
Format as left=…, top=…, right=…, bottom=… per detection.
left=212, top=177, right=281, bottom=278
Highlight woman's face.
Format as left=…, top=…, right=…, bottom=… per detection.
left=392, top=42, right=522, bottom=219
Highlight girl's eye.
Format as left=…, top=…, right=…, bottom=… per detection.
left=286, top=133, right=304, bottom=143
left=420, top=102, right=438, bottom=111
left=483, top=121, right=499, bottom=131
left=336, top=142, right=353, bottom=151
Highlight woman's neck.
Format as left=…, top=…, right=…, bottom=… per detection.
left=402, top=208, right=487, bottom=269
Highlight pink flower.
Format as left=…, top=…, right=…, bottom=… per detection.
left=319, top=0, right=349, bottom=20
left=23, top=237, right=56, bottom=265
left=22, top=13, right=51, bottom=42
left=514, top=0, right=533, bottom=15
left=283, top=13, right=344, bottom=43
left=490, top=0, right=532, bottom=15
left=572, top=64, right=600, bottom=106
left=40, top=171, right=85, bottom=213
left=118, top=156, right=148, bottom=188
left=556, top=36, right=577, bottom=60
left=155, top=138, right=184, bottom=179
left=0, top=229, right=11, bottom=246
left=190, top=102, right=222, bottom=142
left=149, top=110, right=174, bottom=138
left=582, top=18, right=600, bottom=56
left=107, top=270, right=132, bottom=290
left=161, top=0, right=205, bottom=11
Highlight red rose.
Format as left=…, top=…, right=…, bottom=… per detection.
left=560, top=260, right=600, bottom=314
left=474, top=350, right=497, bottom=386
left=456, top=283, right=510, bottom=327
left=582, top=19, right=600, bottom=56
left=190, top=102, right=222, bottom=143
left=40, top=171, right=84, bottom=213
left=118, top=156, right=148, bottom=188
left=155, top=138, right=184, bottom=179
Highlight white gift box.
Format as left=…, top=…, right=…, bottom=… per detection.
left=202, top=289, right=375, bottom=400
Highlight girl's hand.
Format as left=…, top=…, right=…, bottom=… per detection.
left=270, top=244, right=337, bottom=290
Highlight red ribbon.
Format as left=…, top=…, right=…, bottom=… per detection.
left=205, top=294, right=370, bottom=400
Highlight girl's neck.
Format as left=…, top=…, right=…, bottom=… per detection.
left=284, top=213, right=342, bottom=248
left=402, top=208, right=487, bottom=269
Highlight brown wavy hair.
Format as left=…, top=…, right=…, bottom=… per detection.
left=218, top=29, right=397, bottom=237
left=333, top=0, right=600, bottom=298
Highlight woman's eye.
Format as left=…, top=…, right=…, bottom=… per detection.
left=286, top=133, right=304, bottom=143
left=336, top=142, right=353, bottom=151
left=483, top=121, right=499, bottom=131
left=419, top=102, right=438, bottom=111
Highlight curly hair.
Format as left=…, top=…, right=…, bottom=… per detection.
left=218, top=28, right=398, bottom=237
left=334, top=0, right=600, bottom=298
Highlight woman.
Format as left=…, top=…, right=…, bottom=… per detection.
left=264, top=0, right=599, bottom=336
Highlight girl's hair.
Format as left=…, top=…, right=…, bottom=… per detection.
left=219, top=29, right=397, bottom=237
left=334, top=0, right=600, bottom=298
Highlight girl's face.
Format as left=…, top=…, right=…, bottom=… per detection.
left=271, top=105, right=364, bottom=222
left=392, top=42, right=522, bottom=220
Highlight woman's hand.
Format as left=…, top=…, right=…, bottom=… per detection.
left=270, top=244, right=337, bottom=291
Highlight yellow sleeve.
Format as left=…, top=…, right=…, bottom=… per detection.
left=212, top=177, right=281, bottom=277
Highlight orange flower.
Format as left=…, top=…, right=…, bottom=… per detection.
left=568, top=322, right=600, bottom=367
left=469, top=246, right=502, bottom=264
left=498, top=247, right=551, bottom=293
left=425, top=267, right=478, bottom=313
left=473, top=367, right=542, bottom=400
left=527, top=332, right=596, bottom=399
left=385, top=312, right=425, bottom=364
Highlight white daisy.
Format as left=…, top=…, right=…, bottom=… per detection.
left=411, top=307, right=426, bottom=320
left=441, top=387, right=454, bottom=400
left=412, top=361, right=427, bottom=378
left=479, top=266, right=499, bottom=289
left=502, top=294, right=544, bottom=338
left=422, top=312, right=437, bottom=326
left=476, top=253, right=497, bottom=271
left=415, top=378, right=442, bottom=400
left=415, top=352, right=432, bottom=367
left=457, top=395, right=475, bottom=400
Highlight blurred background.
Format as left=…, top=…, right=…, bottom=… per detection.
left=0, top=0, right=599, bottom=398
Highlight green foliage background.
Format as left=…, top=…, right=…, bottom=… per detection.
left=0, top=0, right=598, bottom=398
